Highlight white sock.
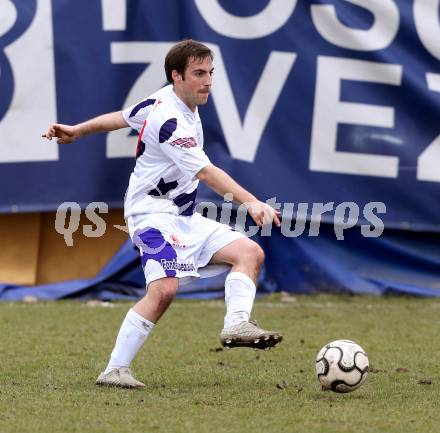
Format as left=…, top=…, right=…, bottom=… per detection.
left=104, top=308, right=154, bottom=373
left=224, top=272, right=256, bottom=328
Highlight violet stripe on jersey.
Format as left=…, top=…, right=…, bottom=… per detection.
left=129, top=99, right=156, bottom=118
left=136, top=140, right=145, bottom=159
left=159, top=118, right=178, bottom=143
left=147, top=178, right=178, bottom=197
left=138, top=228, right=177, bottom=278
left=173, top=188, right=198, bottom=216
left=136, top=121, right=148, bottom=159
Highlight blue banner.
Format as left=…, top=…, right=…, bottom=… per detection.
left=1, top=0, right=440, bottom=231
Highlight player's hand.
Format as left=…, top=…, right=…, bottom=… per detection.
left=42, top=124, right=79, bottom=144
left=245, top=201, right=281, bottom=227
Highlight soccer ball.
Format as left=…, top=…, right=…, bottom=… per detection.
left=315, top=339, right=369, bottom=393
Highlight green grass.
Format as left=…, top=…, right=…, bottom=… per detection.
left=1, top=295, right=440, bottom=433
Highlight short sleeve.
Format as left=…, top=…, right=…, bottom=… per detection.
left=157, top=117, right=211, bottom=178
left=122, top=98, right=157, bottom=132
left=122, top=85, right=173, bottom=132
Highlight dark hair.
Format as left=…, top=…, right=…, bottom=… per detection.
left=164, top=39, right=213, bottom=84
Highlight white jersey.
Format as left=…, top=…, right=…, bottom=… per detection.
left=122, top=85, right=211, bottom=218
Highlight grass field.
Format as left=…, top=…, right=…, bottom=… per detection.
left=1, top=294, right=440, bottom=433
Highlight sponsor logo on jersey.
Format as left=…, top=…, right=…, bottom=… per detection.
left=160, top=259, right=195, bottom=272
left=171, top=137, right=197, bottom=148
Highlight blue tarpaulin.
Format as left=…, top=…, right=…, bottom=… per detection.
left=2, top=224, right=440, bottom=300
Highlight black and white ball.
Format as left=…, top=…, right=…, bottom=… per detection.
left=316, top=339, right=369, bottom=393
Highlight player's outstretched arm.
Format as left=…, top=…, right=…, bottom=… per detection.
left=42, top=111, right=129, bottom=144
left=196, top=164, right=281, bottom=227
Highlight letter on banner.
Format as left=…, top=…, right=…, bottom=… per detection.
left=417, top=73, right=440, bottom=182
left=209, top=44, right=296, bottom=162
left=194, top=0, right=296, bottom=39
left=0, top=0, right=58, bottom=162
left=101, top=0, right=126, bottom=31
left=310, top=56, right=401, bottom=178
left=311, top=0, right=399, bottom=51
left=106, top=42, right=173, bottom=158
left=414, top=0, right=440, bottom=60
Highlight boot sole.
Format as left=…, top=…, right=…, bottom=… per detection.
left=220, top=334, right=283, bottom=350
left=95, top=380, right=145, bottom=389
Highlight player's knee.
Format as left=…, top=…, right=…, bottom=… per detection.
left=150, top=279, right=178, bottom=302
left=160, top=284, right=178, bottom=301
left=241, top=240, right=265, bottom=268
left=253, top=243, right=265, bottom=269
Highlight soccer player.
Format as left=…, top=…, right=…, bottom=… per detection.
left=43, top=40, right=282, bottom=389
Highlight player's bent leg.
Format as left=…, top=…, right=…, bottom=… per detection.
left=210, top=238, right=282, bottom=350
left=133, top=277, right=179, bottom=323
left=210, top=237, right=264, bottom=282
left=96, top=277, right=178, bottom=388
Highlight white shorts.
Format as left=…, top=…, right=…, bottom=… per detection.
left=127, top=212, right=245, bottom=287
